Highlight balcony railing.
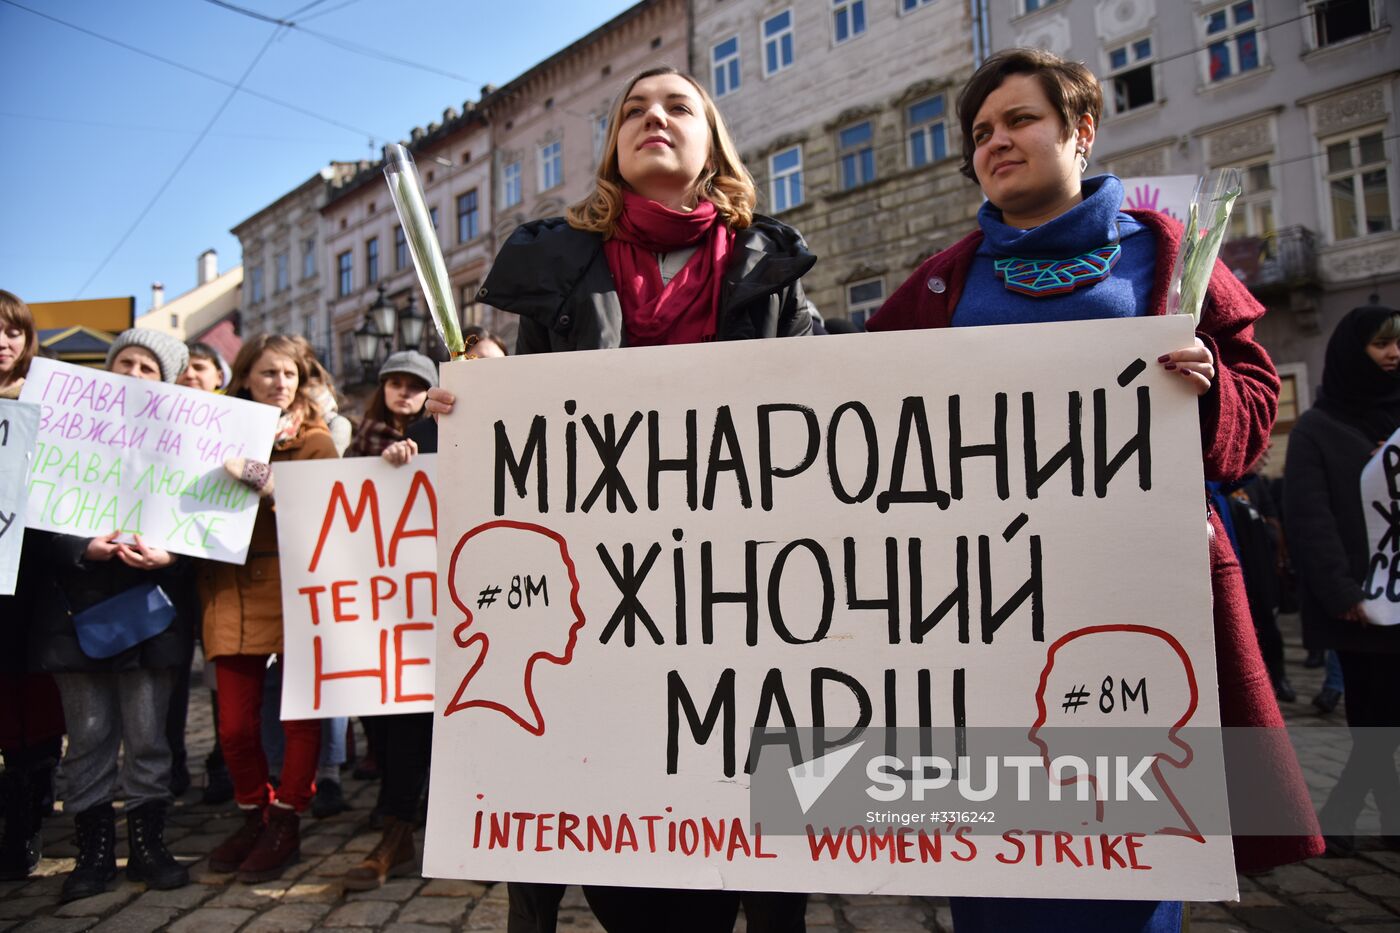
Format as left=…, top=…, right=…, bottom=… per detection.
left=1220, top=225, right=1318, bottom=296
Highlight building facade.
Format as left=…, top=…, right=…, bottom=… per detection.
left=692, top=0, right=982, bottom=328
left=990, top=0, right=1399, bottom=451
left=480, top=0, right=689, bottom=347
left=231, top=164, right=358, bottom=368
left=321, top=106, right=493, bottom=381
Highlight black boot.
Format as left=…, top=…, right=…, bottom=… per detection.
left=0, top=768, right=40, bottom=881
left=61, top=803, right=117, bottom=902
left=201, top=761, right=234, bottom=806
left=125, top=802, right=189, bottom=890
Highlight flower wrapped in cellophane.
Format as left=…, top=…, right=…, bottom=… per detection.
left=1166, top=167, right=1243, bottom=325
left=383, top=144, right=466, bottom=359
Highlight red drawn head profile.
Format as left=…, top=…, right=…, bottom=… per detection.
left=1029, top=624, right=1203, bottom=842
left=443, top=520, right=585, bottom=736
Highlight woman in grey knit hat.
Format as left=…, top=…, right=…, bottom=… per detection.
left=32, top=327, right=193, bottom=902
left=106, top=328, right=190, bottom=384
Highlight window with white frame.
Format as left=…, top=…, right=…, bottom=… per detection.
left=763, top=10, right=794, bottom=77
left=1202, top=1, right=1261, bottom=83
left=908, top=96, right=947, bottom=167
left=274, top=250, right=289, bottom=293
left=770, top=147, right=803, bottom=212
left=1106, top=37, right=1156, bottom=112
left=712, top=36, right=741, bottom=97
left=502, top=160, right=522, bottom=208
left=847, top=279, right=884, bottom=330
left=301, top=237, right=315, bottom=279
left=249, top=265, right=265, bottom=303
left=1307, top=0, right=1377, bottom=49
left=593, top=113, right=609, bottom=163
left=833, top=0, right=865, bottom=43
left=839, top=121, right=875, bottom=190
left=539, top=140, right=563, bottom=192
left=1226, top=161, right=1277, bottom=244
left=1324, top=129, right=1392, bottom=241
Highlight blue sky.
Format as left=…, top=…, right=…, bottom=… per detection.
left=0, top=0, right=638, bottom=314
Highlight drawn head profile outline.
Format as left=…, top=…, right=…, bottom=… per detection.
left=443, top=519, right=585, bottom=736
left=1029, top=624, right=1204, bottom=842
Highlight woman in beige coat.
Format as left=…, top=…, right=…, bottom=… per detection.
left=200, top=334, right=336, bottom=883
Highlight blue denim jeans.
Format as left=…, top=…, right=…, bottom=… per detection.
left=259, top=656, right=346, bottom=778
left=1323, top=650, right=1345, bottom=695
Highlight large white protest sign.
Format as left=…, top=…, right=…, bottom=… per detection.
left=425, top=316, right=1235, bottom=901
left=20, top=358, right=279, bottom=564
left=273, top=455, right=439, bottom=719
left=1360, top=428, right=1400, bottom=625
left=1121, top=175, right=1197, bottom=223
left=0, top=398, right=40, bottom=595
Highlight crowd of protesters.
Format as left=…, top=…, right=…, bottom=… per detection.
left=9, top=46, right=1399, bottom=931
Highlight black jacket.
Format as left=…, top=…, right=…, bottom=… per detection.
left=477, top=214, right=816, bottom=353
left=0, top=533, right=45, bottom=676
left=1284, top=406, right=1400, bottom=653
left=29, top=532, right=194, bottom=673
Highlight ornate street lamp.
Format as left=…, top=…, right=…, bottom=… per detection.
left=353, top=315, right=383, bottom=382
left=368, top=283, right=398, bottom=345
left=397, top=292, right=426, bottom=352
left=354, top=284, right=399, bottom=381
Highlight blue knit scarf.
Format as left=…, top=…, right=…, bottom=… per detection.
left=952, top=175, right=1157, bottom=327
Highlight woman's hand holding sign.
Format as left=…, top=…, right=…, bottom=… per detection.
left=425, top=387, right=456, bottom=419
left=82, top=531, right=174, bottom=569
left=382, top=439, right=419, bottom=465
left=116, top=534, right=175, bottom=571
left=1158, top=337, right=1215, bottom=397
left=83, top=531, right=123, bottom=563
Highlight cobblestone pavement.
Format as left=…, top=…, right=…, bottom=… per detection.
left=4, top=615, right=1400, bottom=932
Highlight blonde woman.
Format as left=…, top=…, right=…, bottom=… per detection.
left=427, top=66, right=815, bottom=933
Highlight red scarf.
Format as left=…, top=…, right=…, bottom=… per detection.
left=603, top=191, right=735, bottom=346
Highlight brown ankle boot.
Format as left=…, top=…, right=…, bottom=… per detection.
left=236, top=804, right=300, bottom=883
left=208, top=806, right=265, bottom=873
left=343, top=816, right=416, bottom=891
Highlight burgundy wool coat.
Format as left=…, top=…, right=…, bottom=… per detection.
left=868, top=209, right=1325, bottom=874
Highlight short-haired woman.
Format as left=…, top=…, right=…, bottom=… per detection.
left=179, top=341, right=230, bottom=393
left=869, top=48, right=1322, bottom=931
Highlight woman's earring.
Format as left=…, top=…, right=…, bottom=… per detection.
left=1076, top=146, right=1089, bottom=174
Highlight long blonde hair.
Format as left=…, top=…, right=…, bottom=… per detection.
left=567, top=66, right=756, bottom=235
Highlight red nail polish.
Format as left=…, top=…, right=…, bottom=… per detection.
left=1157, top=354, right=1170, bottom=363
left=1164, top=362, right=1177, bottom=371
